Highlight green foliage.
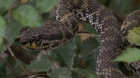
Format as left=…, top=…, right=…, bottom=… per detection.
left=0, top=0, right=140, bottom=78
left=12, top=5, right=44, bottom=27
left=78, top=38, right=99, bottom=57
left=71, top=68, right=97, bottom=78
left=0, top=16, right=6, bottom=51
left=26, top=59, right=52, bottom=72
left=127, top=27, right=140, bottom=46
left=109, top=0, right=134, bottom=14
left=115, top=48, right=140, bottom=63
left=0, top=0, right=14, bottom=14
left=49, top=67, right=72, bottom=78
left=2, top=19, right=23, bottom=53
left=88, top=74, right=98, bottom=78
left=49, top=42, right=77, bottom=68
left=115, top=27, right=140, bottom=63
left=36, top=0, right=61, bottom=12
left=97, top=0, right=140, bottom=15
left=0, top=0, right=14, bottom=9
left=84, top=23, right=98, bottom=34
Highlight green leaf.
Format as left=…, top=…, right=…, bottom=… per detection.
left=0, top=16, right=6, bottom=52
left=71, top=68, right=96, bottom=77
left=83, top=46, right=99, bottom=71
left=86, top=60, right=97, bottom=71
left=49, top=42, right=77, bottom=68
left=26, top=0, right=36, bottom=6
left=1, top=19, right=22, bottom=53
left=0, top=0, right=14, bottom=11
left=12, top=5, right=44, bottom=27
left=36, top=0, right=61, bottom=12
left=73, top=35, right=82, bottom=46
left=88, top=74, right=98, bottom=78
left=6, top=57, right=27, bottom=76
left=0, top=0, right=14, bottom=8
left=0, top=0, right=14, bottom=15
left=109, top=0, right=134, bottom=14
left=79, top=38, right=99, bottom=57
left=84, top=23, right=98, bottom=34
left=114, top=48, right=140, bottom=63
left=127, top=27, right=140, bottom=46
left=72, top=35, right=82, bottom=54
left=26, top=59, right=52, bottom=72
left=49, top=67, right=72, bottom=78
left=5, top=19, right=22, bottom=44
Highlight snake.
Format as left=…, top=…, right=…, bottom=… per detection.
left=19, top=0, right=140, bottom=78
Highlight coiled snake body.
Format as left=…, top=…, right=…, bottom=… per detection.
left=20, top=0, right=140, bottom=78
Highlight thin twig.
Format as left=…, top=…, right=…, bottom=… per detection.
left=14, top=35, right=23, bottom=40
left=5, top=44, right=29, bottom=75
left=77, top=30, right=89, bottom=33
left=41, top=50, right=59, bottom=68
left=77, top=33, right=98, bottom=38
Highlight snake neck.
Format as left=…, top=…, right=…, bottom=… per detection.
left=59, top=0, right=127, bottom=77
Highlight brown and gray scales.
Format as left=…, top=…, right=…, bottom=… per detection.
left=20, top=0, right=140, bottom=78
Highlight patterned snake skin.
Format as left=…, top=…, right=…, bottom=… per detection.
left=121, top=10, right=140, bottom=78
left=20, top=0, right=140, bottom=78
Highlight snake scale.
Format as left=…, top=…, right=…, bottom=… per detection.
left=20, top=0, right=140, bottom=78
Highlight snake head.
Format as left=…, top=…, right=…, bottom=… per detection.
left=20, top=27, right=43, bottom=51
left=20, top=21, right=72, bottom=51
left=20, top=27, right=53, bottom=51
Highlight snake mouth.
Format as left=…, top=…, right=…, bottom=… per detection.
left=20, top=40, right=51, bottom=51
left=20, top=41, right=40, bottom=51
left=20, top=42, right=32, bottom=51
